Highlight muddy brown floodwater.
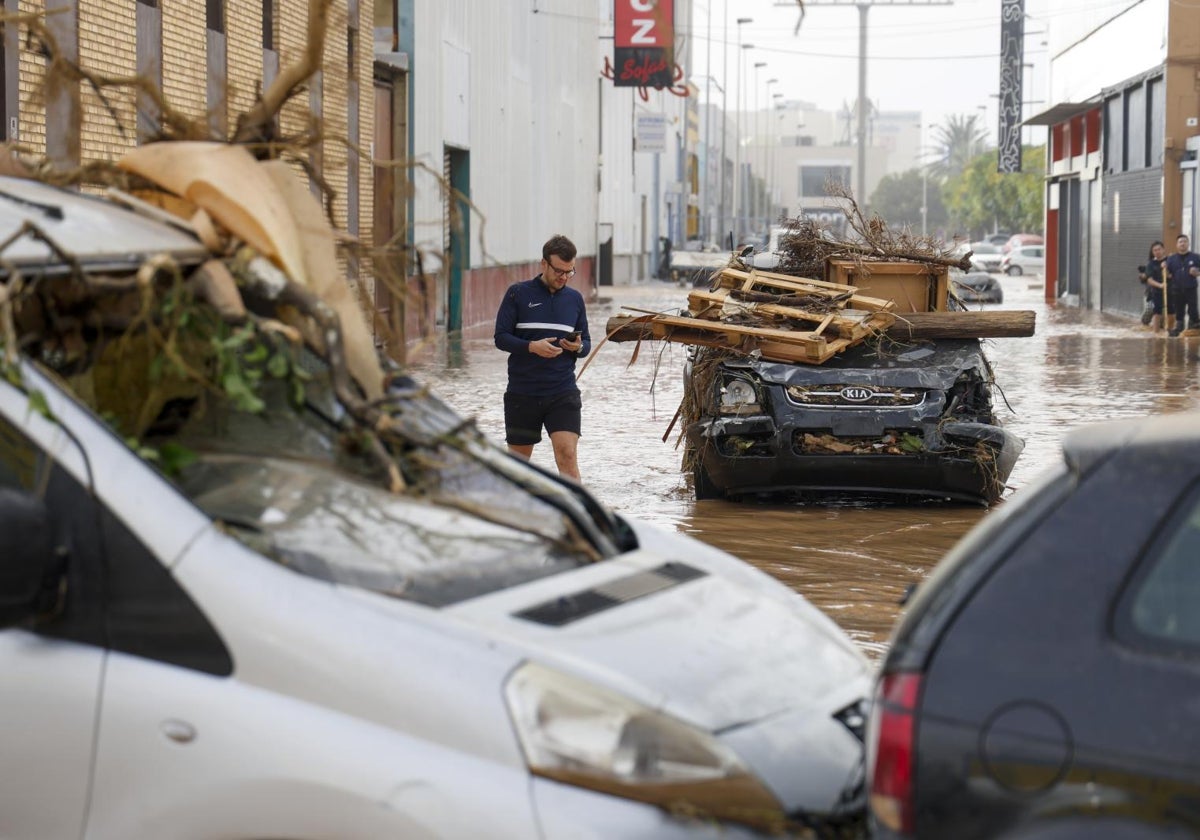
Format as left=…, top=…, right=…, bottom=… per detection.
left=409, top=276, right=1200, bottom=658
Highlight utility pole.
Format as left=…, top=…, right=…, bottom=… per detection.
left=794, top=1, right=952, bottom=210
left=703, top=0, right=713, bottom=242
left=733, top=17, right=752, bottom=247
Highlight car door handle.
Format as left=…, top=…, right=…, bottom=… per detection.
left=160, top=719, right=197, bottom=744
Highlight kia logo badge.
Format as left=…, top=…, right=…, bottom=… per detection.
left=840, top=386, right=873, bottom=402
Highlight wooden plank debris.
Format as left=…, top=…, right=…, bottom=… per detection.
left=606, top=309, right=1036, bottom=344
left=601, top=260, right=1035, bottom=366
left=617, top=311, right=850, bottom=364
left=686, top=289, right=896, bottom=341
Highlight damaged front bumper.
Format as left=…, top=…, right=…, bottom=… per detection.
left=687, top=413, right=1024, bottom=505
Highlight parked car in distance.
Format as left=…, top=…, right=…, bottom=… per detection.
left=866, top=412, right=1200, bottom=838
left=983, top=233, right=1011, bottom=247
left=0, top=175, right=875, bottom=838
left=1001, top=232, right=1043, bottom=254
left=999, top=244, right=1044, bottom=275
left=966, top=241, right=1003, bottom=273
left=950, top=270, right=1003, bottom=303
left=749, top=225, right=792, bottom=271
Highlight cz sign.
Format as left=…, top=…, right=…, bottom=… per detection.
left=614, top=0, right=674, bottom=88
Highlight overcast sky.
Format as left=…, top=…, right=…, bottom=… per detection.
left=690, top=0, right=1129, bottom=148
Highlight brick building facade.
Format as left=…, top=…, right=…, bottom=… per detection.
left=8, top=0, right=373, bottom=293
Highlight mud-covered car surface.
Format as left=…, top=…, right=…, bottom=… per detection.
left=686, top=339, right=1023, bottom=505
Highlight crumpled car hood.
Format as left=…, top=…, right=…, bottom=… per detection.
left=445, top=545, right=872, bottom=733
left=729, top=338, right=988, bottom=390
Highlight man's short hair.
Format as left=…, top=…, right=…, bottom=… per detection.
left=543, top=234, right=577, bottom=263
left=1179, top=234, right=1190, bottom=243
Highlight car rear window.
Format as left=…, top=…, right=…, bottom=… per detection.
left=1117, top=482, right=1200, bottom=652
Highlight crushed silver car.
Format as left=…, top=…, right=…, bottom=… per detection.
left=0, top=165, right=875, bottom=839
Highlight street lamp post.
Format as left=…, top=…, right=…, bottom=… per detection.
left=702, top=0, right=713, bottom=243
left=732, top=22, right=752, bottom=245
left=752, top=60, right=766, bottom=235
left=918, top=122, right=936, bottom=236
left=765, top=77, right=778, bottom=228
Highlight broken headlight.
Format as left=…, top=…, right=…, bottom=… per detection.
left=505, top=662, right=783, bottom=829
left=719, top=377, right=761, bottom=414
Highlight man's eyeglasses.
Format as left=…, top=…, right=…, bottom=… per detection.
left=545, top=260, right=576, bottom=279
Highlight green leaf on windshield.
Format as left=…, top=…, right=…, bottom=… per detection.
left=27, top=389, right=54, bottom=421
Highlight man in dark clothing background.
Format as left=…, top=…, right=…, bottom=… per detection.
left=494, top=234, right=591, bottom=481
left=1167, top=234, right=1200, bottom=337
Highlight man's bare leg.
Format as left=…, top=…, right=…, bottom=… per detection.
left=549, top=431, right=581, bottom=482
left=508, top=443, right=535, bottom=460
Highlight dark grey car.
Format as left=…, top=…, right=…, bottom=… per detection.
left=867, top=413, right=1200, bottom=838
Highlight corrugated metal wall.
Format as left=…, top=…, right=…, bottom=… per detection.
left=1101, top=169, right=1164, bottom=317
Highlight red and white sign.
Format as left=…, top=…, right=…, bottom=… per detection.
left=613, top=0, right=674, bottom=88
left=615, top=0, right=674, bottom=49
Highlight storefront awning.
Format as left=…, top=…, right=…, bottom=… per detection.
left=1022, top=101, right=1097, bottom=127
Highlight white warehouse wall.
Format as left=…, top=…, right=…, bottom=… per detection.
left=409, top=0, right=601, bottom=268
left=1050, top=0, right=1167, bottom=105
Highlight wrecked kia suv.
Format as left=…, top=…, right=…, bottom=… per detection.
left=0, top=145, right=876, bottom=839
left=685, top=337, right=1023, bottom=505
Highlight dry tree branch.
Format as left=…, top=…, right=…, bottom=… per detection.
left=824, top=181, right=970, bottom=270
left=234, top=0, right=335, bottom=145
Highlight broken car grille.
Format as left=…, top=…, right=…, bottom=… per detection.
left=784, top=384, right=925, bottom=408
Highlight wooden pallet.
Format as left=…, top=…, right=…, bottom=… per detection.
left=713, top=267, right=896, bottom=313
left=620, top=311, right=850, bottom=363
left=686, top=288, right=897, bottom=342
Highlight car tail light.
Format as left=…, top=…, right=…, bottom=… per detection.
left=868, top=671, right=922, bottom=835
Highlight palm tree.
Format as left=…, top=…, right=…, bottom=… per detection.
left=930, top=114, right=990, bottom=180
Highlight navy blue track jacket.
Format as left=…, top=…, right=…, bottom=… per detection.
left=494, top=275, right=592, bottom=397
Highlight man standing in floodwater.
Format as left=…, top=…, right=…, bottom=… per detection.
left=1167, top=234, right=1200, bottom=337
left=494, top=234, right=592, bottom=482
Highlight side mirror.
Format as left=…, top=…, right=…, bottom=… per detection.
left=0, top=487, right=61, bottom=627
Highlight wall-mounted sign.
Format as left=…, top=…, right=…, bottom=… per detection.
left=635, top=112, right=668, bottom=153
left=614, top=0, right=674, bottom=88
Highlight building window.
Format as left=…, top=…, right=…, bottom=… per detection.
left=206, top=0, right=227, bottom=137
left=800, top=164, right=851, bottom=198
left=1104, top=95, right=1122, bottom=175
left=1125, top=84, right=1146, bottom=170
left=136, top=0, right=163, bottom=141
left=206, top=0, right=224, bottom=34
left=263, top=0, right=275, bottom=51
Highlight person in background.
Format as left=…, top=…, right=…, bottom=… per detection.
left=494, top=234, right=591, bottom=482
left=1167, top=234, right=1200, bottom=337
left=1139, top=240, right=1170, bottom=331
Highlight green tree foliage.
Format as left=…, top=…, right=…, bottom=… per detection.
left=945, top=145, right=1045, bottom=239
left=869, top=168, right=948, bottom=232
left=931, top=113, right=990, bottom=180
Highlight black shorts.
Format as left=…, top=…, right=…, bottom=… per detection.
left=504, top=391, right=582, bottom=445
